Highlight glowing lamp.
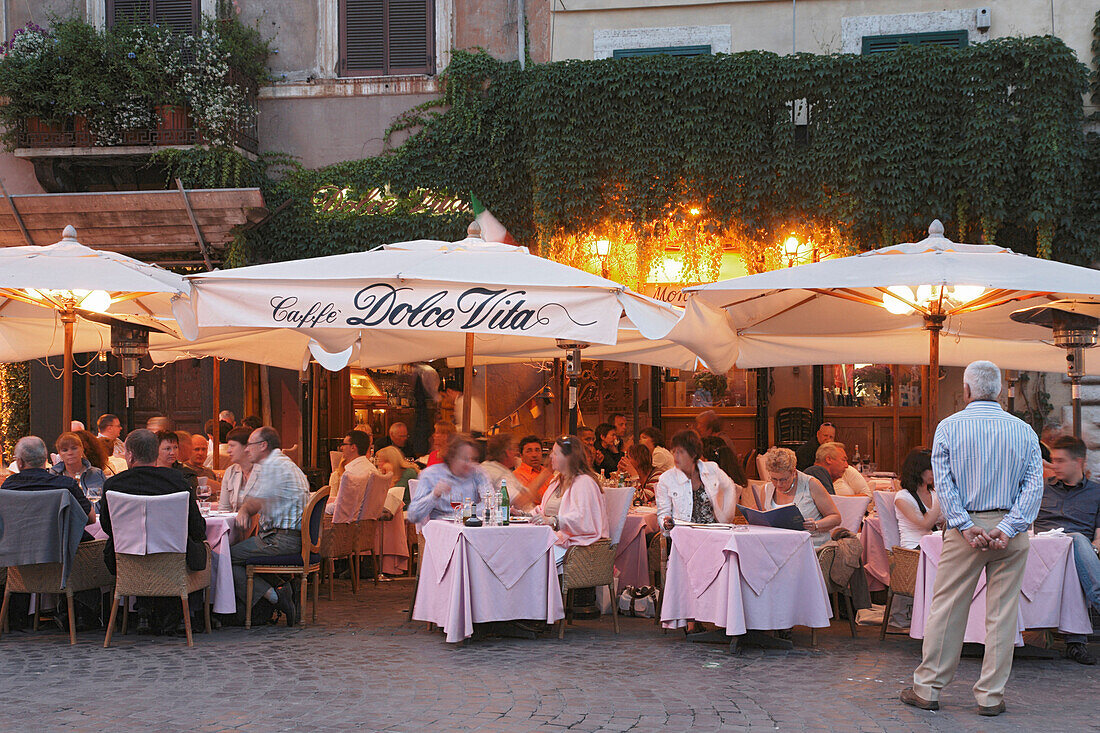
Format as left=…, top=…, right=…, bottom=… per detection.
left=80, top=290, right=112, bottom=313
left=594, top=239, right=611, bottom=258
left=882, top=285, right=917, bottom=315
left=951, top=285, right=986, bottom=304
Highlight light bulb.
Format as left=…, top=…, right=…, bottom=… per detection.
left=951, top=285, right=986, bottom=304
left=23, top=288, right=43, bottom=300
left=80, top=290, right=112, bottom=313
left=783, top=236, right=800, bottom=257
left=594, top=239, right=610, bottom=258
left=882, top=286, right=916, bottom=315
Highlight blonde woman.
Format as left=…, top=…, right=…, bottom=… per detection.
left=761, top=446, right=841, bottom=548
left=531, top=435, right=609, bottom=566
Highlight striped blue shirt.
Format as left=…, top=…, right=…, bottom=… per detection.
left=932, top=400, right=1043, bottom=538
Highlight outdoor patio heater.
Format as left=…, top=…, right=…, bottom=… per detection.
left=1010, top=301, right=1100, bottom=437
left=556, top=339, right=589, bottom=435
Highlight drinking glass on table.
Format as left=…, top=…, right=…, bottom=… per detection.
left=197, top=476, right=211, bottom=501
left=86, top=484, right=101, bottom=503
left=451, top=501, right=463, bottom=523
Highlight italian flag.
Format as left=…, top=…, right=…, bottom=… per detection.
left=470, top=194, right=517, bottom=245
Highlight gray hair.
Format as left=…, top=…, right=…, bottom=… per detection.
left=815, top=441, right=847, bottom=463
left=963, top=360, right=1002, bottom=401
left=125, top=429, right=160, bottom=464
left=14, top=436, right=47, bottom=468
left=218, top=410, right=236, bottom=423
left=764, top=446, right=797, bottom=475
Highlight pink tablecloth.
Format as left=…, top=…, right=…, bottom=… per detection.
left=413, top=520, right=564, bottom=642
left=860, top=516, right=889, bottom=591
left=614, top=515, right=650, bottom=589
left=910, top=531, right=1093, bottom=645
left=660, top=525, right=832, bottom=635
left=89, top=514, right=236, bottom=615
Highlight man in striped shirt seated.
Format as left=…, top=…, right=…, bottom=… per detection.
left=901, top=360, right=1043, bottom=718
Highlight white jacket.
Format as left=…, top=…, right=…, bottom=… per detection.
left=656, top=460, right=740, bottom=529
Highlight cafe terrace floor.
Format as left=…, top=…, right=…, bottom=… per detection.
left=0, top=578, right=1095, bottom=732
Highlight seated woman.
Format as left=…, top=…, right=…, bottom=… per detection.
left=376, top=445, right=419, bottom=505
left=219, top=428, right=259, bottom=512
left=701, top=435, right=748, bottom=489
left=425, top=421, right=456, bottom=467
left=98, top=436, right=128, bottom=476
left=619, top=443, right=658, bottom=505
left=49, top=431, right=106, bottom=499
left=657, top=429, right=742, bottom=532
left=894, top=448, right=941, bottom=549
left=761, top=446, right=841, bottom=549
left=532, top=435, right=609, bottom=566
left=639, top=427, right=674, bottom=476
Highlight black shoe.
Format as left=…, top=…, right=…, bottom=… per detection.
left=274, top=585, right=298, bottom=627
left=1065, top=642, right=1096, bottom=665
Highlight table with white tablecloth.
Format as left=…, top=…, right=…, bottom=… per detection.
left=910, top=531, right=1093, bottom=645
left=412, top=520, right=565, bottom=643
left=661, top=525, right=832, bottom=635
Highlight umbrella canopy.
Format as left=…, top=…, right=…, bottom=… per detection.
left=173, top=236, right=696, bottom=371
left=0, top=226, right=186, bottom=428
left=675, top=220, right=1100, bottom=439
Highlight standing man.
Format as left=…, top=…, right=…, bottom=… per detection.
left=231, top=426, right=310, bottom=626
left=901, top=361, right=1043, bottom=717
left=796, top=421, right=835, bottom=471
left=1033, top=435, right=1100, bottom=665
left=96, top=414, right=125, bottom=459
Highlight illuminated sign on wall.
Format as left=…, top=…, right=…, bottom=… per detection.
left=313, top=185, right=471, bottom=217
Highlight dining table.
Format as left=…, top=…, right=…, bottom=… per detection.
left=88, top=509, right=237, bottom=614
left=910, top=530, right=1094, bottom=645
left=660, top=524, right=832, bottom=637
left=412, top=519, right=565, bottom=643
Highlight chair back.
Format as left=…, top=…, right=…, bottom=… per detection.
left=774, top=407, right=813, bottom=447
left=603, top=487, right=633, bottom=545
left=748, top=479, right=768, bottom=511
left=742, top=448, right=759, bottom=480
left=332, top=471, right=369, bottom=524
left=887, top=546, right=920, bottom=595
left=833, top=495, right=870, bottom=533
left=0, top=488, right=82, bottom=569
left=358, top=471, right=393, bottom=520
left=561, top=538, right=615, bottom=591
left=301, top=487, right=331, bottom=567
left=329, top=450, right=343, bottom=473
left=106, top=491, right=189, bottom=555
left=873, top=490, right=901, bottom=549
left=756, top=453, right=770, bottom=483
left=407, top=478, right=419, bottom=499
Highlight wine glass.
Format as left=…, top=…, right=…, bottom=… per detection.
left=450, top=501, right=462, bottom=523
left=197, top=476, right=211, bottom=502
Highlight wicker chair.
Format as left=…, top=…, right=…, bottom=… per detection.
left=406, top=529, right=426, bottom=623
left=103, top=542, right=212, bottom=648
left=0, top=539, right=113, bottom=645
left=320, top=515, right=359, bottom=599
left=354, top=472, right=395, bottom=586
left=646, top=531, right=667, bottom=627
left=880, top=546, right=920, bottom=640
left=558, top=538, right=619, bottom=639
left=244, top=487, right=329, bottom=629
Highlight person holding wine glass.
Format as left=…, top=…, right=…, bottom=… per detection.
left=406, top=433, right=490, bottom=524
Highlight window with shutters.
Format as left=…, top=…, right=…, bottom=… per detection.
left=612, top=45, right=712, bottom=59
left=340, top=0, right=434, bottom=77
left=861, top=30, right=968, bottom=55
left=107, top=0, right=200, bottom=34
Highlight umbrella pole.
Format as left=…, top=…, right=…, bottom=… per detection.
left=1072, top=375, right=1082, bottom=437
left=61, top=309, right=75, bottom=431
left=462, top=333, right=473, bottom=432
left=925, top=315, right=945, bottom=446
left=212, top=359, right=220, bottom=471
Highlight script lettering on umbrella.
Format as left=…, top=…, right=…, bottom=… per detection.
left=456, top=287, right=598, bottom=332
left=346, top=284, right=456, bottom=328
left=270, top=296, right=340, bottom=328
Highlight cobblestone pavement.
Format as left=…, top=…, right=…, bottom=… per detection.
left=1, top=578, right=1096, bottom=732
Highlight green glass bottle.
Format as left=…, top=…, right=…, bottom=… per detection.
left=499, top=479, right=510, bottom=525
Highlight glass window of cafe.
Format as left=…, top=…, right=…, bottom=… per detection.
left=662, top=367, right=757, bottom=408
left=823, top=364, right=922, bottom=407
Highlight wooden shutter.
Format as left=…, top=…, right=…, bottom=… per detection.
left=342, top=0, right=385, bottom=75
left=341, top=0, right=433, bottom=76
left=108, top=0, right=151, bottom=25
left=108, top=0, right=198, bottom=32
left=861, top=30, right=968, bottom=55
left=153, top=0, right=200, bottom=34
left=387, top=0, right=432, bottom=75
left=612, top=45, right=712, bottom=58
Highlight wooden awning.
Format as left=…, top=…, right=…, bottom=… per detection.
left=0, top=187, right=267, bottom=268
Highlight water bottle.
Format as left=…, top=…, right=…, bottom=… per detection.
left=484, top=488, right=493, bottom=525
left=499, top=479, right=510, bottom=525
left=852, top=445, right=863, bottom=472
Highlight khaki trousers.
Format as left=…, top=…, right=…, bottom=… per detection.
left=912, top=511, right=1029, bottom=707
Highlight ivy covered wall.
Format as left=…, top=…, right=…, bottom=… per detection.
left=159, top=36, right=1096, bottom=284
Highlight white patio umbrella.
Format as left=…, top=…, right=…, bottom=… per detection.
left=172, top=234, right=701, bottom=430
left=674, top=220, right=1100, bottom=440
left=0, top=226, right=185, bottom=429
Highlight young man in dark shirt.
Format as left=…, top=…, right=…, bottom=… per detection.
left=1034, top=435, right=1100, bottom=665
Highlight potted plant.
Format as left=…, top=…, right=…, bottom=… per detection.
left=0, top=23, right=66, bottom=147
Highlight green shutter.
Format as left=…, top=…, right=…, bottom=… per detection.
left=861, top=30, right=968, bottom=55
left=612, top=45, right=712, bottom=59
